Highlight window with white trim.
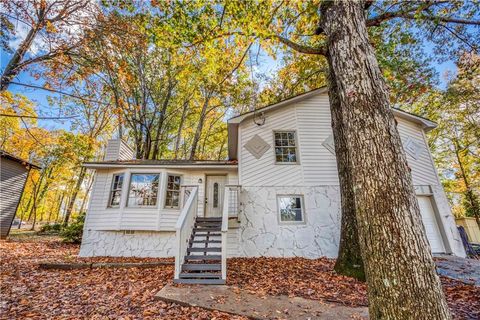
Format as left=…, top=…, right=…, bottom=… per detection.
left=165, top=174, right=181, bottom=208
left=277, top=195, right=304, bottom=223
left=108, top=174, right=124, bottom=207
left=127, top=173, right=160, bottom=207
left=274, top=131, right=298, bottom=163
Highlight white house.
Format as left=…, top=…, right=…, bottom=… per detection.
left=80, top=87, right=466, bottom=284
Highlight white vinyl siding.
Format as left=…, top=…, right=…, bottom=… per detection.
left=238, top=92, right=439, bottom=187
left=240, top=107, right=303, bottom=186
left=295, top=95, right=339, bottom=185
left=396, top=118, right=439, bottom=185
left=84, top=169, right=238, bottom=232
left=104, top=139, right=133, bottom=161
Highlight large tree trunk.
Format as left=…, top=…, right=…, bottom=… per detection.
left=327, top=64, right=365, bottom=281
left=174, top=100, right=189, bottom=159
left=1, top=22, right=42, bottom=91
left=320, top=1, right=450, bottom=318
left=63, top=166, right=87, bottom=226
left=189, top=96, right=210, bottom=160
left=453, top=140, right=480, bottom=228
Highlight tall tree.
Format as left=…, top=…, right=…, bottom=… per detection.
left=224, top=0, right=479, bottom=318
left=407, top=53, right=480, bottom=227
left=0, top=0, right=96, bottom=91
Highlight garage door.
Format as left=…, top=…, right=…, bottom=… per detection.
left=417, top=196, right=445, bottom=253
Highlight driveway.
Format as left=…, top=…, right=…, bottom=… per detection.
left=435, top=255, right=480, bottom=286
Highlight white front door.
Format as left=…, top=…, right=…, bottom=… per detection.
left=205, top=175, right=226, bottom=217
left=417, top=196, right=446, bottom=253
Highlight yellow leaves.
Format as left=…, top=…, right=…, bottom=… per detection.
left=45, top=21, right=57, bottom=33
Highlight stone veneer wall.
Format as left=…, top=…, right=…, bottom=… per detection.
left=79, top=185, right=465, bottom=258
left=79, top=230, right=176, bottom=258
left=234, top=186, right=342, bottom=258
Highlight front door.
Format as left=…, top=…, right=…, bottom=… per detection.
left=205, top=175, right=226, bottom=217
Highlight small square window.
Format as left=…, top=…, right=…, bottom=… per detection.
left=274, top=131, right=298, bottom=163
left=277, top=195, right=304, bottom=223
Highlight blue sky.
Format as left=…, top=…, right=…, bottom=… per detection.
left=1, top=38, right=458, bottom=132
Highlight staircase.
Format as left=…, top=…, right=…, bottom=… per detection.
left=174, top=217, right=225, bottom=284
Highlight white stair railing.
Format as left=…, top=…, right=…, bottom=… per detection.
left=221, top=187, right=230, bottom=281
left=174, top=186, right=198, bottom=279
left=225, top=185, right=241, bottom=219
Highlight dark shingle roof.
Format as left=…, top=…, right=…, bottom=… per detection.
left=83, top=159, right=237, bottom=166
left=0, top=150, right=41, bottom=169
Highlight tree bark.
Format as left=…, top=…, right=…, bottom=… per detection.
left=1, top=22, right=42, bottom=91
left=327, top=63, right=365, bottom=281
left=320, top=1, right=451, bottom=318
left=174, top=100, right=189, bottom=159
left=63, top=166, right=87, bottom=226
left=453, top=140, right=480, bottom=228
left=190, top=95, right=211, bottom=160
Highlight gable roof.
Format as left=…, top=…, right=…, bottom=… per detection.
left=227, top=87, right=437, bottom=160
left=0, top=150, right=41, bottom=169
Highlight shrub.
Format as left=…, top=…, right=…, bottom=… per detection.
left=60, top=212, right=85, bottom=244
left=39, top=222, right=62, bottom=234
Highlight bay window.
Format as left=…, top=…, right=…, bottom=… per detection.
left=127, top=173, right=160, bottom=207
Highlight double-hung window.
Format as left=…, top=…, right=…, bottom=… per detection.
left=274, top=131, right=298, bottom=163
left=109, top=174, right=124, bottom=207
left=165, top=175, right=181, bottom=208
left=127, top=174, right=160, bottom=207
left=277, top=195, right=305, bottom=223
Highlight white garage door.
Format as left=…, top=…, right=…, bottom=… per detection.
left=417, top=196, right=445, bottom=253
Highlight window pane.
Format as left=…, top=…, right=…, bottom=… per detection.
left=275, top=132, right=297, bottom=163
left=165, top=175, right=181, bottom=208
left=110, top=190, right=121, bottom=206
left=128, top=174, right=159, bottom=207
left=213, top=182, right=219, bottom=208
left=279, top=196, right=303, bottom=222
left=109, top=174, right=124, bottom=207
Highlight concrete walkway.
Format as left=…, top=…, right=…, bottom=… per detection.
left=156, top=284, right=368, bottom=320
left=435, top=255, right=480, bottom=286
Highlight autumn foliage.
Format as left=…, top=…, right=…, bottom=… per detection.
left=1, top=237, right=478, bottom=319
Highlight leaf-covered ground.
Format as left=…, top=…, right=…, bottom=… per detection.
left=1, top=236, right=478, bottom=319
left=0, top=237, right=242, bottom=320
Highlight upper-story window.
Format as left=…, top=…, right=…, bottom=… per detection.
left=108, top=174, right=124, bottom=207
left=127, top=173, right=160, bottom=207
left=165, top=174, right=181, bottom=208
left=274, top=131, right=298, bottom=163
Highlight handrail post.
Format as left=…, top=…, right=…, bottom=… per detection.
left=174, top=186, right=198, bottom=280
left=221, top=187, right=230, bottom=281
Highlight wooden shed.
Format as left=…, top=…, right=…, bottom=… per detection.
left=0, top=150, right=40, bottom=239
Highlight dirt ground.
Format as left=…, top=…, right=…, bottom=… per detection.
left=1, top=232, right=478, bottom=319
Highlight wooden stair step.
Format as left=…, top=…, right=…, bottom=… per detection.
left=173, top=278, right=225, bottom=285
left=196, top=218, right=222, bottom=222
left=195, top=222, right=222, bottom=227
left=193, top=227, right=221, bottom=232
left=192, top=232, right=221, bottom=237
left=179, top=272, right=221, bottom=279
left=182, top=263, right=221, bottom=271
left=187, top=247, right=221, bottom=253
left=185, top=255, right=221, bottom=261
left=191, top=240, right=221, bottom=244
